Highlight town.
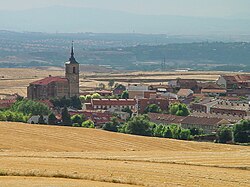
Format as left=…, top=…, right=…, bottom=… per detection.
left=0, top=43, right=249, bottom=144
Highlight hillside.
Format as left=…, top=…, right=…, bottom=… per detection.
left=0, top=122, right=249, bottom=186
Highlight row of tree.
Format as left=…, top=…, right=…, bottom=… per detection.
left=217, top=120, right=250, bottom=143
left=51, top=96, right=82, bottom=110
left=0, top=99, right=50, bottom=123
left=145, top=103, right=190, bottom=116
left=103, top=115, right=197, bottom=140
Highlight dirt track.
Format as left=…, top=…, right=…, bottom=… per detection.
left=0, top=122, right=249, bottom=186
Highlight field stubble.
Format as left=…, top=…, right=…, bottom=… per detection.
left=0, top=122, right=249, bottom=186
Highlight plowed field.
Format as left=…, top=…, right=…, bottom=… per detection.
left=0, top=122, right=249, bottom=186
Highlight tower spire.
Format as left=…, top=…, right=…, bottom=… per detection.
left=71, top=41, right=74, bottom=58
left=68, top=41, right=78, bottom=63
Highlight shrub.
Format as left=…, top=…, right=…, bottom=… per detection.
left=217, top=126, right=233, bottom=143
left=123, top=115, right=152, bottom=136
left=82, top=120, right=95, bottom=128
left=233, top=120, right=250, bottom=143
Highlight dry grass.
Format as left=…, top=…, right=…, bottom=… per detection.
left=0, top=122, right=249, bottom=186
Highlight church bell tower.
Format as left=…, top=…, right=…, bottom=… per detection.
left=65, top=42, right=80, bottom=97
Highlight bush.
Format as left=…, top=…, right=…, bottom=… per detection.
left=233, top=120, right=250, bottom=143
left=11, top=99, right=50, bottom=116
left=71, top=114, right=86, bottom=126
left=61, top=107, right=72, bottom=126
left=82, top=120, right=95, bottom=128
left=48, top=113, right=57, bottom=125
left=123, top=115, right=152, bottom=136
left=0, top=110, right=28, bottom=123
left=145, top=104, right=162, bottom=114
left=153, top=124, right=164, bottom=137
left=169, top=103, right=190, bottom=116
left=162, top=127, right=172, bottom=138
left=179, top=129, right=191, bottom=140
left=51, top=96, right=82, bottom=109
left=102, top=117, right=120, bottom=132
left=217, top=126, right=233, bottom=143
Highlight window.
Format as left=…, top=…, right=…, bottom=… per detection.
left=73, top=67, right=76, bottom=74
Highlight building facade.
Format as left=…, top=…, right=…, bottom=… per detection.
left=27, top=43, right=79, bottom=100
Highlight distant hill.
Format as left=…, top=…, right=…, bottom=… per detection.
left=0, top=6, right=250, bottom=35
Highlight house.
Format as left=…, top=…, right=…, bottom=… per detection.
left=227, top=88, right=250, bottom=99
left=148, top=113, right=230, bottom=134
left=128, top=84, right=149, bottom=99
left=0, top=99, right=16, bottom=109
left=201, top=89, right=227, bottom=97
left=169, top=79, right=198, bottom=91
left=210, top=101, right=250, bottom=117
left=148, top=113, right=185, bottom=125
left=148, top=84, right=174, bottom=93
left=216, top=74, right=250, bottom=89
left=85, top=99, right=137, bottom=111
left=137, top=98, right=170, bottom=114
left=180, top=116, right=230, bottom=134
left=113, top=84, right=126, bottom=96
left=27, top=43, right=79, bottom=100
left=191, top=111, right=243, bottom=123
left=191, top=99, right=250, bottom=118
left=177, top=89, right=194, bottom=98
left=69, top=110, right=124, bottom=128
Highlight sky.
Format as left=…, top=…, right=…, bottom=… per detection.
left=0, top=0, right=250, bottom=18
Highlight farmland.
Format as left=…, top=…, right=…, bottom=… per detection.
left=0, top=122, right=249, bottom=186
left=0, top=67, right=236, bottom=97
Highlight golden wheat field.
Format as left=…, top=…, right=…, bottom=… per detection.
left=0, top=122, right=249, bottom=187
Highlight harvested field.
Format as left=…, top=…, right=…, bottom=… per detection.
left=0, top=68, right=237, bottom=96
left=0, top=122, right=249, bottom=186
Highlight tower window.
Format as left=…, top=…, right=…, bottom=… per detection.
left=73, top=67, right=76, bottom=73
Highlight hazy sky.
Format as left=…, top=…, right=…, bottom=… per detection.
left=0, top=0, right=250, bottom=18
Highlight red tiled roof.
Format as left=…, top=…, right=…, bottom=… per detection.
left=177, top=89, right=193, bottom=97
left=38, top=100, right=54, bottom=108
left=0, top=99, right=16, bottom=108
left=30, top=76, right=68, bottom=85
left=92, top=99, right=136, bottom=106
left=148, top=113, right=185, bottom=124
left=201, top=89, right=227, bottom=94
left=181, top=116, right=226, bottom=126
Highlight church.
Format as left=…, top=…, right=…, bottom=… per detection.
left=27, top=43, right=80, bottom=100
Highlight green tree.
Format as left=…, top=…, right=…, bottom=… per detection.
left=145, top=104, right=162, bottom=114
left=70, top=96, right=82, bottom=109
left=61, top=107, right=72, bottom=126
left=162, top=126, right=172, bottom=138
left=48, top=113, right=57, bottom=125
left=11, top=99, right=50, bottom=116
left=190, top=128, right=203, bottom=136
left=71, top=114, right=86, bottom=126
left=179, top=129, right=191, bottom=140
left=91, top=93, right=101, bottom=99
left=169, top=103, right=190, bottom=116
left=153, top=124, right=164, bottom=137
left=233, top=120, right=250, bottom=143
left=108, top=80, right=115, bottom=88
left=121, top=107, right=133, bottom=118
left=102, top=117, right=120, bottom=132
left=217, top=126, right=233, bottom=143
left=121, top=91, right=129, bottom=99
left=124, top=115, right=152, bottom=136
left=82, top=120, right=95, bottom=128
